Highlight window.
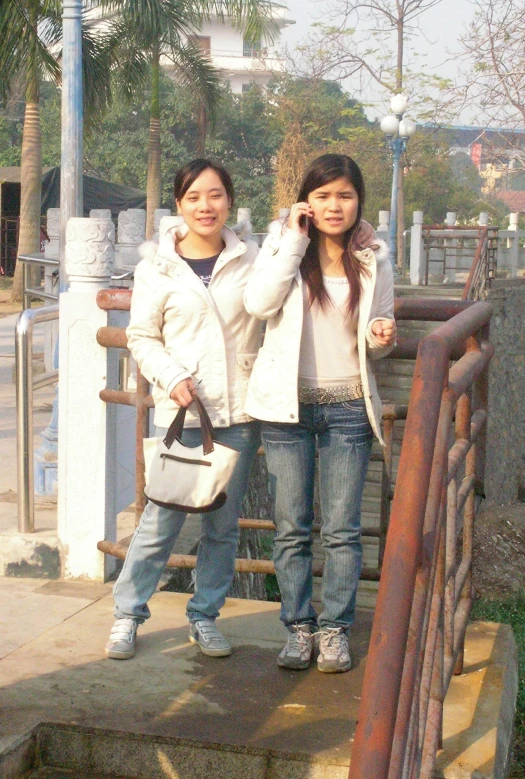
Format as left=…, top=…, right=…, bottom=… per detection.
left=188, top=36, right=211, bottom=55
left=241, top=83, right=253, bottom=93
left=243, top=37, right=261, bottom=57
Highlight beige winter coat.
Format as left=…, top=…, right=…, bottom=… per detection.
left=243, top=230, right=395, bottom=445
left=126, top=225, right=262, bottom=429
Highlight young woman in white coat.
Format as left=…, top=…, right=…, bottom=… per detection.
left=244, top=154, right=396, bottom=673
left=106, top=159, right=262, bottom=661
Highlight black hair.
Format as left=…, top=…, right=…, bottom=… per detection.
left=174, top=158, right=235, bottom=207
left=297, top=153, right=368, bottom=314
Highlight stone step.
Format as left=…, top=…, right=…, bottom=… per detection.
left=395, top=284, right=464, bottom=298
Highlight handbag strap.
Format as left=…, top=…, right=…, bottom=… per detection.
left=163, top=392, right=215, bottom=455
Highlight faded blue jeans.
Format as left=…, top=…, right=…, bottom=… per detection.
left=261, top=400, right=373, bottom=632
left=113, top=422, right=260, bottom=624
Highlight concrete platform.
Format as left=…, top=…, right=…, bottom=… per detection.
left=0, top=579, right=517, bottom=778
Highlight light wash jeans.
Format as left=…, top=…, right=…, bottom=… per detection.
left=113, top=422, right=261, bottom=624
left=261, top=400, right=373, bottom=632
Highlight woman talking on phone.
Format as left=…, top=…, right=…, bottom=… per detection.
left=244, top=153, right=396, bottom=673
left=105, top=159, right=261, bottom=661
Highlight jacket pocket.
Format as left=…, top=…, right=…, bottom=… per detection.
left=248, top=348, right=281, bottom=401
left=236, top=352, right=258, bottom=372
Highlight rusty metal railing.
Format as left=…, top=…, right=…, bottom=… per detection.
left=349, top=299, right=493, bottom=779
left=461, top=226, right=498, bottom=300
left=94, top=288, right=400, bottom=581
left=421, top=226, right=497, bottom=296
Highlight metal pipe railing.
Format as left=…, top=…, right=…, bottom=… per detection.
left=15, top=305, right=59, bottom=533
left=18, top=253, right=59, bottom=310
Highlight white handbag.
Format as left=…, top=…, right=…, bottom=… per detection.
left=143, top=393, right=240, bottom=513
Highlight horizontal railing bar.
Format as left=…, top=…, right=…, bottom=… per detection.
left=97, top=326, right=128, bottom=349
left=24, top=287, right=58, bottom=302
left=99, top=388, right=154, bottom=408
left=97, top=538, right=380, bottom=579
left=393, top=299, right=474, bottom=322
left=18, top=253, right=59, bottom=268
left=33, top=369, right=59, bottom=391
left=97, top=288, right=132, bottom=311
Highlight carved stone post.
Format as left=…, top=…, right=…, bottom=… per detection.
left=115, top=209, right=146, bottom=269
left=90, top=209, right=112, bottom=221
left=377, top=210, right=390, bottom=245
left=152, top=209, right=171, bottom=242
left=159, top=215, right=185, bottom=243
left=410, top=211, right=424, bottom=286
left=58, top=217, right=117, bottom=579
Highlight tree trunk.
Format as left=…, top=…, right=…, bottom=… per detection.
left=195, top=100, right=208, bottom=158
left=146, top=48, right=161, bottom=239
left=11, top=55, right=42, bottom=303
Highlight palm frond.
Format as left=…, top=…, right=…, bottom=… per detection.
left=191, top=0, right=278, bottom=44
left=166, top=40, right=223, bottom=127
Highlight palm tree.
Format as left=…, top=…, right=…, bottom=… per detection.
left=0, top=0, right=112, bottom=301
left=102, top=0, right=277, bottom=237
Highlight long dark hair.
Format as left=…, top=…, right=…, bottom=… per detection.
left=174, top=158, right=235, bottom=207
left=297, top=153, right=368, bottom=314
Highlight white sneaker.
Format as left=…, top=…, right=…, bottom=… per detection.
left=317, top=627, right=352, bottom=673
left=277, top=624, right=315, bottom=670
left=105, top=618, right=138, bottom=660
left=189, top=620, right=232, bottom=657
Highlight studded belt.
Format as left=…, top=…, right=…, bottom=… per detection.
left=298, top=383, right=364, bottom=405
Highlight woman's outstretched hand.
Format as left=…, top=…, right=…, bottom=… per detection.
left=288, top=202, right=314, bottom=236
left=170, top=378, right=196, bottom=408
left=371, top=318, right=397, bottom=347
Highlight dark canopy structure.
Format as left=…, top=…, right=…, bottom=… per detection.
left=40, top=167, right=146, bottom=217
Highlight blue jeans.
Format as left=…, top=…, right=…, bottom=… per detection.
left=113, top=422, right=261, bottom=624
left=261, top=400, right=373, bottom=632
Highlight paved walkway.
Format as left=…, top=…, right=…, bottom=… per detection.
left=0, top=313, right=517, bottom=778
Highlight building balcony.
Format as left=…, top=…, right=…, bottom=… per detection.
left=210, top=49, right=287, bottom=75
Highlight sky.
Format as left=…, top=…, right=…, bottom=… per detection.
left=278, top=0, right=478, bottom=124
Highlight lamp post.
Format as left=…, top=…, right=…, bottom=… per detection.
left=380, top=94, right=416, bottom=274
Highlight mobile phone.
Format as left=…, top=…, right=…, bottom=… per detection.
left=298, top=214, right=309, bottom=229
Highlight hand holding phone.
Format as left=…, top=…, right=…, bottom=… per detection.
left=289, top=203, right=313, bottom=236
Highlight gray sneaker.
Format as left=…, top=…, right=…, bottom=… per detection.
left=189, top=620, right=232, bottom=657
left=105, top=618, right=138, bottom=660
left=317, top=627, right=352, bottom=673
left=278, top=624, right=315, bottom=670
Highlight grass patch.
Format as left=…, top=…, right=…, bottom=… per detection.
left=471, top=592, right=525, bottom=778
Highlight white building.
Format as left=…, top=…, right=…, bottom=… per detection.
left=172, top=3, right=294, bottom=94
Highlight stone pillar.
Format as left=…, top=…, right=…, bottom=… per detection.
left=444, top=212, right=457, bottom=282
left=508, top=213, right=519, bottom=278
left=90, top=209, right=112, bottom=220
left=376, top=210, right=390, bottom=244
left=58, top=217, right=117, bottom=580
left=43, top=209, right=60, bottom=371
left=152, top=209, right=171, bottom=242
left=232, top=207, right=253, bottom=241
left=115, top=209, right=146, bottom=269
left=410, top=211, right=424, bottom=286
left=159, top=214, right=185, bottom=243
left=478, top=212, right=489, bottom=227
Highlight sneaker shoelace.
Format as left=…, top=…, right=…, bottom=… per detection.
left=287, top=625, right=313, bottom=652
left=318, top=627, right=347, bottom=654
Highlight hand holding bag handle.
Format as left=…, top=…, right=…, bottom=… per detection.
left=163, top=392, right=214, bottom=454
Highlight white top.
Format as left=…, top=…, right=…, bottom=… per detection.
left=298, top=276, right=361, bottom=389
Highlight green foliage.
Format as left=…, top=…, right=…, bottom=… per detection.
left=5, top=72, right=498, bottom=231
left=471, top=593, right=525, bottom=778
left=0, top=114, right=21, bottom=166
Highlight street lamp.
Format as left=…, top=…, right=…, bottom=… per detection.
left=380, top=94, right=416, bottom=273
